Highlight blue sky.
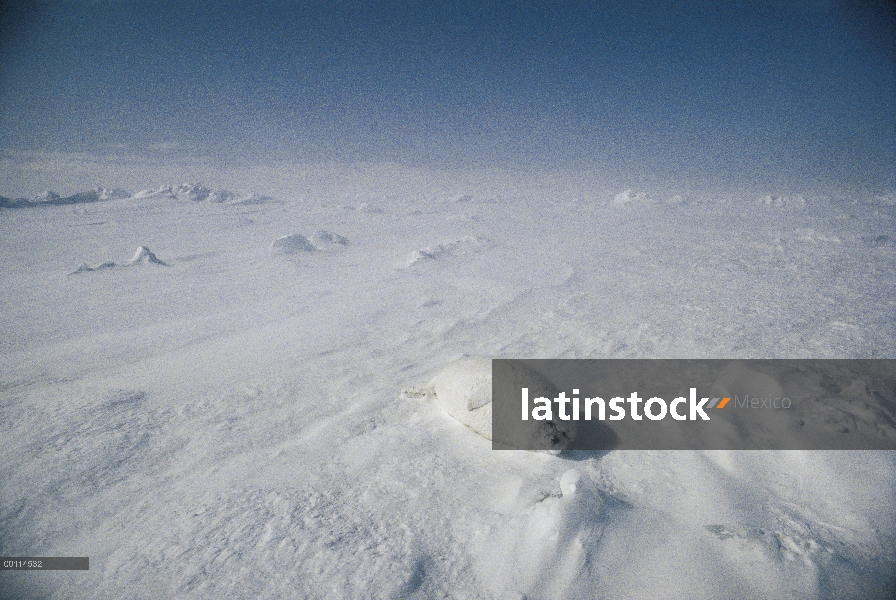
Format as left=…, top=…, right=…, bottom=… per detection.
left=1, top=0, right=893, bottom=194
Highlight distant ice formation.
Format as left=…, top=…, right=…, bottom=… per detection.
left=270, top=233, right=315, bottom=254
left=1, top=188, right=130, bottom=207
left=270, top=231, right=350, bottom=253
left=757, top=194, right=807, bottom=208
left=127, top=246, right=167, bottom=266
left=69, top=261, right=116, bottom=275
left=406, top=236, right=481, bottom=266
left=132, top=183, right=274, bottom=204
left=69, top=246, right=166, bottom=274
left=32, top=190, right=61, bottom=204
left=1, top=183, right=276, bottom=208
left=612, top=189, right=652, bottom=206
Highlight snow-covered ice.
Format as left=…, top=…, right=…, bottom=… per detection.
left=269, top=233, right=315, bottom=254
left=126, top=246, right=167, bottom=266
left=1, top=173, right=894, bottom=599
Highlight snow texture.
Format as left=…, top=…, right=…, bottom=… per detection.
left=1, top=174, right=894, bottom=600
left=406, top=236, right=481, bottom=266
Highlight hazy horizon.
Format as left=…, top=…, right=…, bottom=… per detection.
left=1, top=1, right=894, bottom=196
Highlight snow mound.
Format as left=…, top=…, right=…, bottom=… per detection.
left=68, top=261, right=116, bottom=275
left=69, top=246, right=166, bottom=273
left=97, top=188, right=131, bottom=201
left=126, top=246, right=167, bottom=266
left=29, top=188, right=131, bottom=206
left=132, top=186, right=175, bottom=200
left=406, top=236, right=481, bottom=266
left=173, top=183, right=237, bottom=203
left=471, top=467, right=606, bottom=598
left=130, top=183, right=273, bottom=205
left=758, top=194, right=807, bottom=208
left=132, top=184, right=232, bottom=203
left=27, top=190, right=61, bottom=204
left=270, top=234, right=315, bottom=254
left=428, top=357, right=577, bottom=449
left=312, top=230, right=350, bottom=247
left=612, top=189, right=652, bottom=206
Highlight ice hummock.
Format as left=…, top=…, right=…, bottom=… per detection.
left=126, top=245, right=167, bottom=266
left=270, top=233, right=315, bottom=253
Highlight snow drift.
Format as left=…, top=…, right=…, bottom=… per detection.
left=270, top=233, right=315, bottom=253
left=126, top=245, right=167, bottom=266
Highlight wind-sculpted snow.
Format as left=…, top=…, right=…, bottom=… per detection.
left=126, top=245, right=167, bottom=266
left=270, top=233, right=315, bottom=254
left=132, top=183, right=278, bottom=205
left=69, top=246, right=167, bottom=274
left=1, top=180, right=894, bottom=599
left=405, top=235, right=483, bottom=266
left=70, top=261, right=117, bottom=274
left=270, top=231, right=351, bottom=254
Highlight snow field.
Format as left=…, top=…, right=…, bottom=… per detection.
left=1, top=180, right=894, bottom=598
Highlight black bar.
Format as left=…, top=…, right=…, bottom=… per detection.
left=0, top=557, right=88, bottom=570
